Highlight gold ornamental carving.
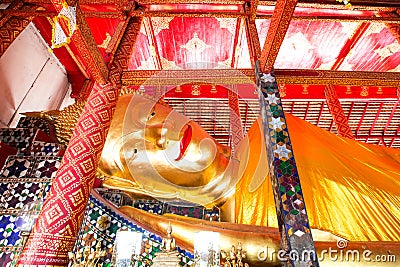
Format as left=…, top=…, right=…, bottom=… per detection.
left=121, top=69, right=400, bottom=87
left=72, top=6, right=109, bottom=84
left=151, top=17, right=174, bottom=35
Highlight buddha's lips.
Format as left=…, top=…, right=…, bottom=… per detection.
left=176, top=124, right=192, bottom=161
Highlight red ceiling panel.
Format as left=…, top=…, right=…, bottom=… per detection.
left=85, top=17, right=121, bottom=64
left=338, top=23, right=400, bottom=72
left=257, top=5, right=378, bottom=17
left=257, top=19, right=359, bottom=70
left=153, top=17, right=236, bottom=68
left=144, top=4, right=242, bottom=13
left=235, top=20, right=251, bottom=68
left=128, top=29, right=155, bottom=70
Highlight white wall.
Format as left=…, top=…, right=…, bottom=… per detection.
left=0, top=22, right=70, bottom=127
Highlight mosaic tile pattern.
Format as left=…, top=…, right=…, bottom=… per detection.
left=73, top=193, right=194, bottom=266
left=1, top=180, right=45, bottom=210
left=163, top=204, right=204, bottom=219
left=0, top=249, right=20, bottom=267
left=31, top=156, right=62, bottom=179
left=0, top=125, right=61, bottom=267
left=98, top=189, right=133, bottom=208
left=16, top=117, right=55, bottom=136
left=0, top=128, right=36, bottom=153
left=0, top=156, right=35, bottom=178
left=42, top=181, right=53, bottom=200
left=0, top=215, right=23, bottom=247
left=203, top=206, right=220, bottom=221
left=29, top=141, right=65, bottom=157
left=255, top=63, right=318, bottom=266
left=134, top=200, right=164, bottom=215
left=0, top=181, right=10, bottom=198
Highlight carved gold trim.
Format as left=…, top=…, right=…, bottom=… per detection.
left=0, top=0, right=23, bottom=28
left=136, top=0, right=246, bottom=4
left=121, top=69, right=400, bottom=87
left=275, top=69, right=400, bottom=87
left=259, top=1, right=397, bottom=12
left=259, top=0, right=297, bottom=72
left=73, top=5, right=109, bottom=84
left=129, top=10, right=247, bottom=18
left=256, top=15, right=400, bottom=24
left=106, top=18, right=130, bottom=55
left=121, top=69, right=255, bottom=85
left=109, top=16, right=144, bottom=86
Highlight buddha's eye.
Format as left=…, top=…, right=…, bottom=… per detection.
left=148, top=108, right=156, bottom=120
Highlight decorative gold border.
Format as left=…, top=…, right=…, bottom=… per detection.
left=136, top=0, right=245, bottom=4
left=121, top=69, right=400, bottom=87
left=259, top=0, right=297, bottom=72
left=259, top=0, right=398, bottom=12
left=129, top=10, right=247, bottom=18
left=108, top=16, right=144, bottom=86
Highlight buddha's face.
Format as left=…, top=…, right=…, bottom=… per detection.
left=100, top=94, right=237, bottom=205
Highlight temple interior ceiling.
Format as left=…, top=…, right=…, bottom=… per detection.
left=5, top=0, right=399, bottom=147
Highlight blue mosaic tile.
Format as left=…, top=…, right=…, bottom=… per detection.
left=29, top=141, right=64, bottom=157
left=134, top=200, right=164, bottom=215
left=16, top=117, right=54, bottom=136
left=97, top=189, right=133, bottom=208
left=72, top=193, right=194, bottom=266
left=31, top=156, right=62, bottom=179
left=2, top=180, right=45, bottom=210
left=0, top=128, right=36, bottom=152
left=0, top=215, right=23, bottom=247
left=0, top=250, right=15, bottom=267
left=0, top=156, right=35, bottom=178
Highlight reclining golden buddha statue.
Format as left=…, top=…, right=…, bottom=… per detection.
left=31, top=92, right=400, bottom=266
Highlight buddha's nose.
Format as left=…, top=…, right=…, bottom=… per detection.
left=144, top=120, right=174, bottom=149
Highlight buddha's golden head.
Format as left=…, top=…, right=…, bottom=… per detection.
left=99, top=94, right=241, bottom=206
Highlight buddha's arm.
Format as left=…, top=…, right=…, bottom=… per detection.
left=119, top=205, right=400, bottom=267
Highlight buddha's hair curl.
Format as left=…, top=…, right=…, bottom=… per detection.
left=52, top=89, right=167, bottom=145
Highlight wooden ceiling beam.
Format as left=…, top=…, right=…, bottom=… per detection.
left=259, top=0, right=298, bottom=72
left=257, top=15, right=400, bottom=23
left=331, top=22, right=369, bottom=71
left=382, top=13, right=400, bottom=43
left=49, top=0, right=109, bottom=84
left=0, top=0, right=23, bottom=28
left=244, top=3, right=261, bottom=68
left=296, top=0, right=400, bottom=8
left=129, top=10, right=247, bottom=18
left=136, top=0, right=246, bottom=4
left=121, top=69, right=400, bottom=87
left=276, top=69, right=400, bottom=87
left=230, top=18, right=242, bottom=68
left=260, top=0, right=399, bottom=10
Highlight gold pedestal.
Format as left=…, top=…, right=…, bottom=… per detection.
left=152, top=252, right=180, bottom=267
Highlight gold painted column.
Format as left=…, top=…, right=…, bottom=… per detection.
left=17, top=82, right=119, bottom=266
left=324, top=84, right=354, bottom=139
left=18, top=14, right=143, bottom=266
